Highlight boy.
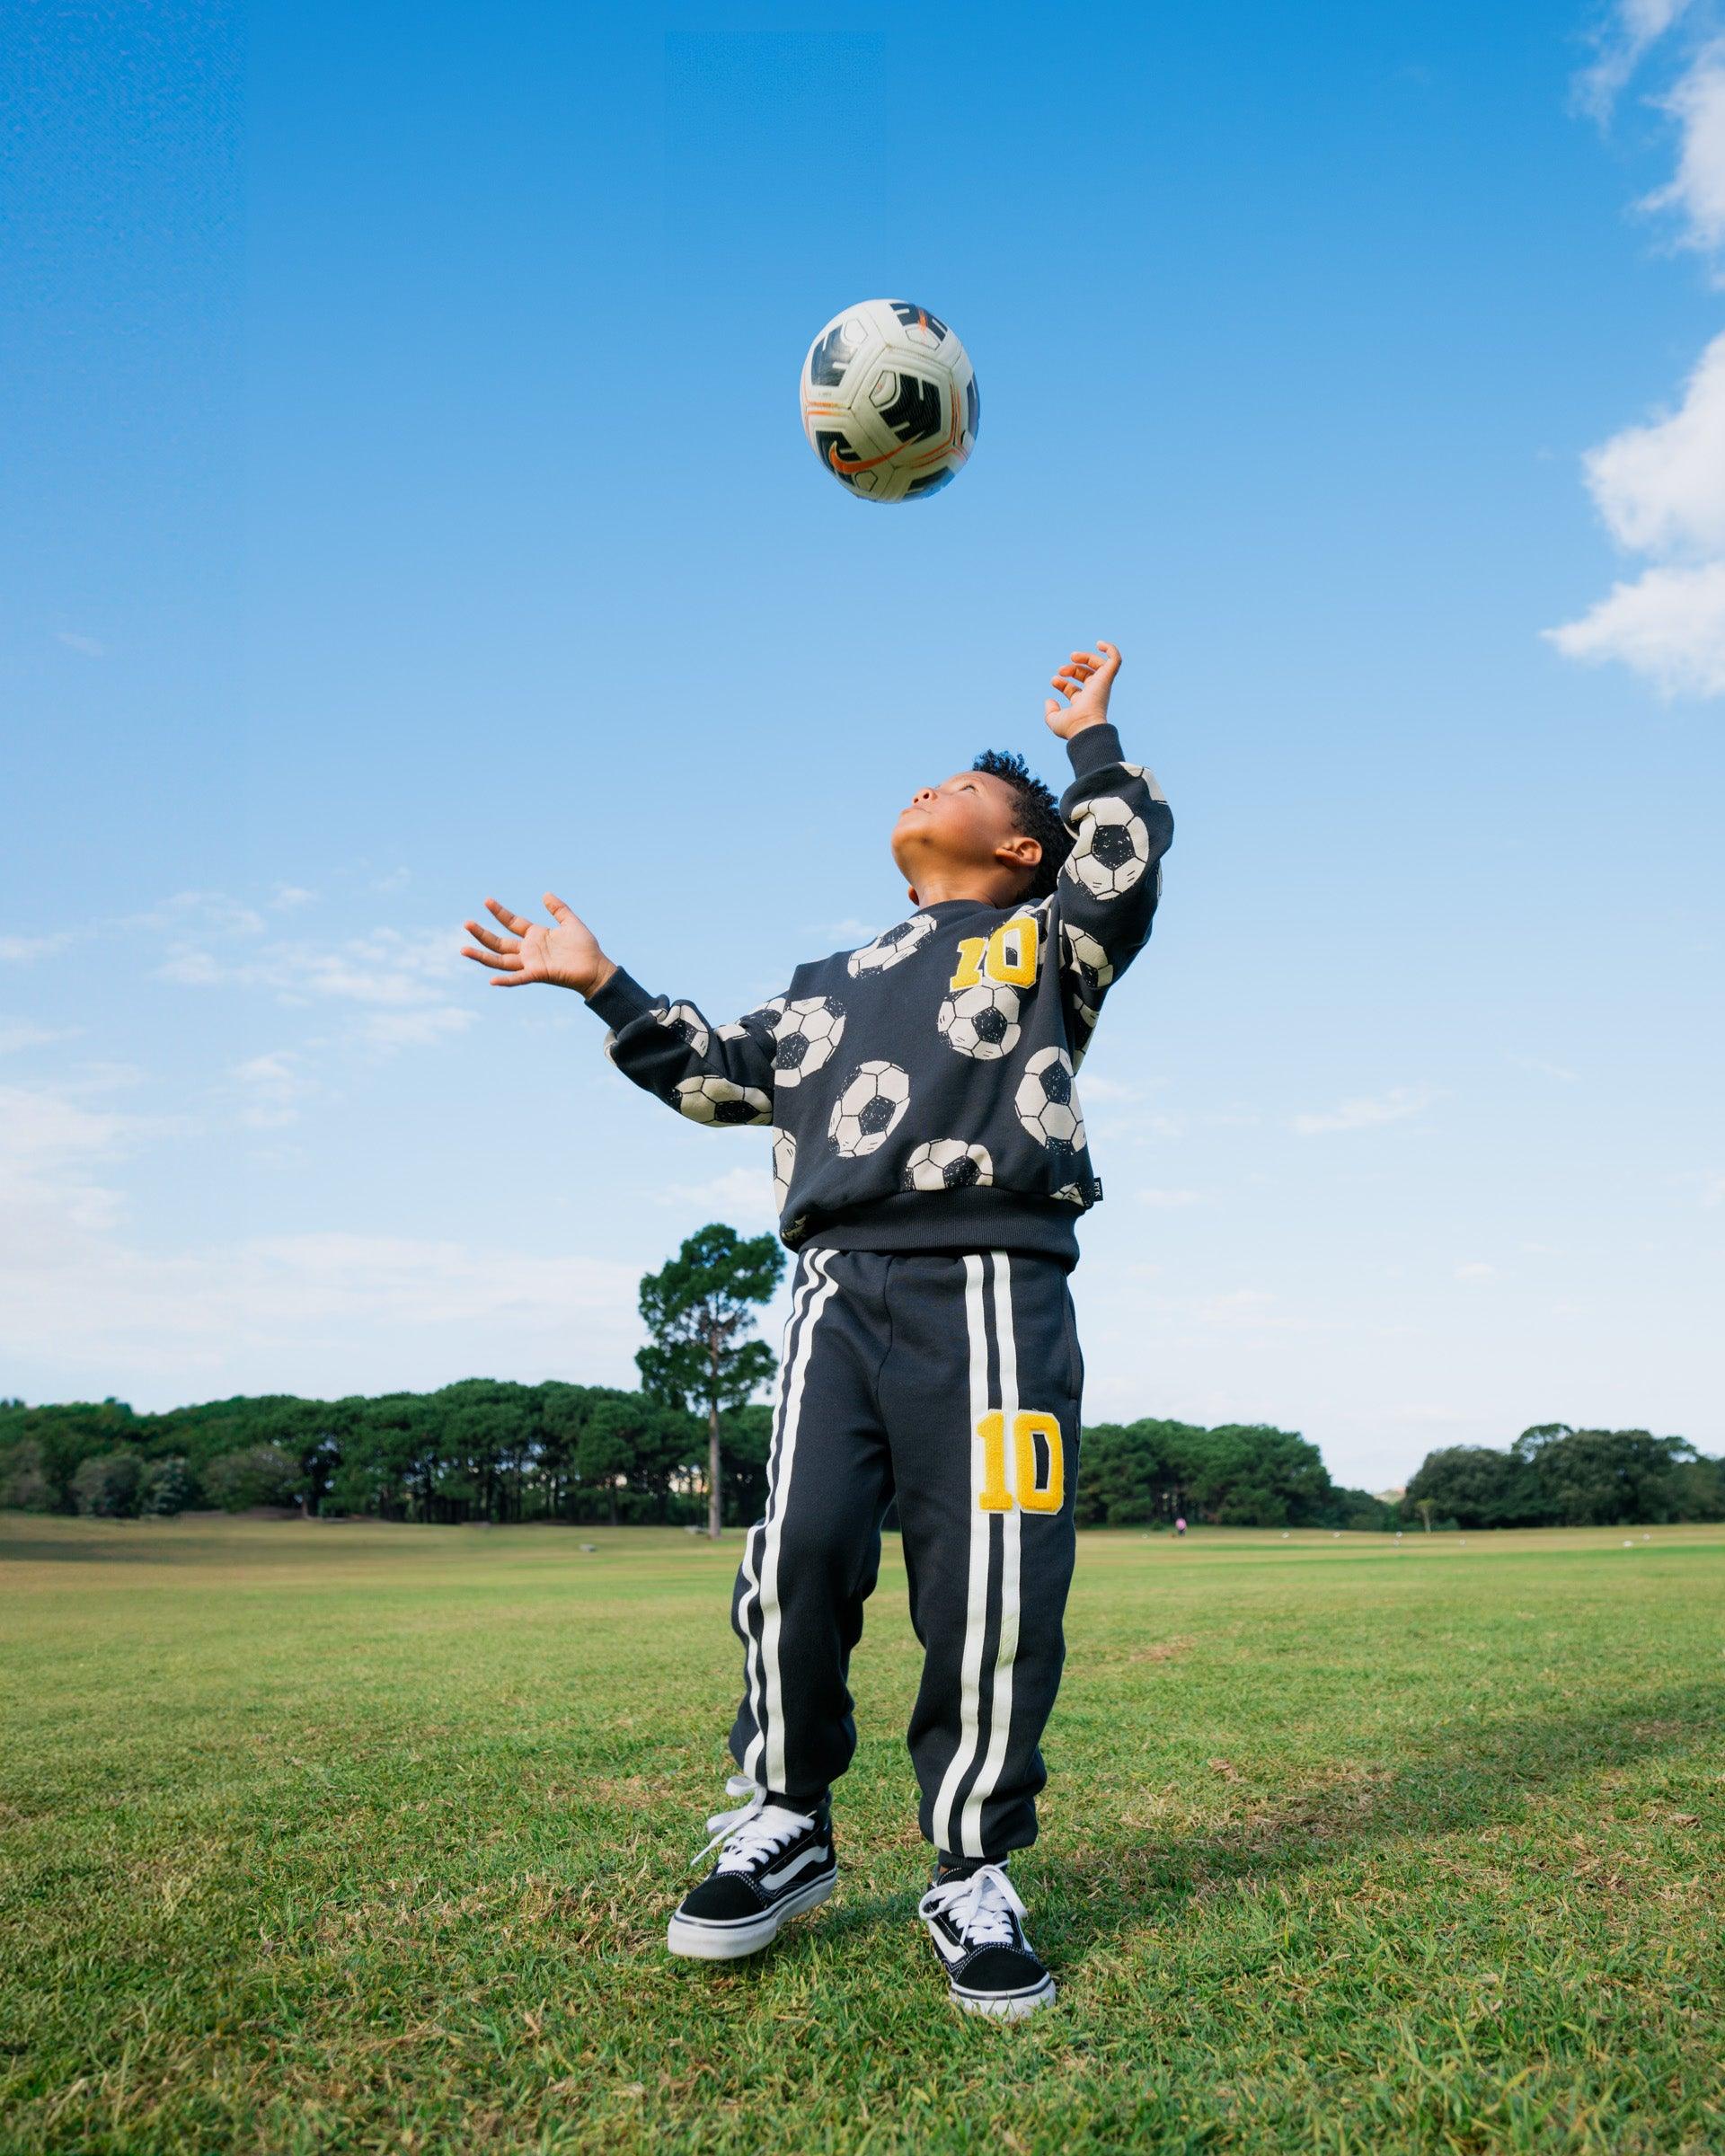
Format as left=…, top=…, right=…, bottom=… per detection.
left=462, top=641, right=1172, bottom=2019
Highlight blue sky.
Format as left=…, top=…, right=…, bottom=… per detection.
left=3, top=0, right=1721, bottom=1489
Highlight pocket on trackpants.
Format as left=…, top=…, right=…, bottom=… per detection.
left=1060, top=1283, right=1085, bottom=1402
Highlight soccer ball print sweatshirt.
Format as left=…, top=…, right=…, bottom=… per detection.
left=582, top=721, right=1172, bottom=1272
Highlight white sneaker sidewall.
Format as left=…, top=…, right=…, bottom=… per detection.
left=665, top=1869, right=835, bottom=1961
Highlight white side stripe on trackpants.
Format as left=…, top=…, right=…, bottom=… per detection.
left=740, top=1250, right=840, bottom=1796
left=961, top=1253, right=1022, bottom=1853
left=930, top=1250, right=1022, bottom=1858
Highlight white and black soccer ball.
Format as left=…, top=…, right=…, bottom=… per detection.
left=828, top=1059, right=911, bottom=1156
left=1061, top=924, right=1114, bottom=1072
left=799, top=300, right=979, bottom=504
left=771, top=1127, right=797, bottom=1208
left=773, top=995, right=846, bottom=1086
left=1064, top=797, right=1152, bottom=902
left=675, top=1074, right=773, bottom=1127
left=655, top=1001, right=711, bottom=1056
left=717, top=995, right=785, bottom=1044
left=1014, top=1046, right=1086, bottom=1160
left=1060, top=923, right=1114, bottom=1013
left=904, top=1138, right=994, bottom=1192
left=847, top=913, right=936, bottom=977
left=936, top=980, right=1022, bottom=1061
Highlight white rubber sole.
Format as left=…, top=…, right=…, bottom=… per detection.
left=666, top=1869, right=836, bottom=1961
left=951, top=1974, right=1057, bottom=2020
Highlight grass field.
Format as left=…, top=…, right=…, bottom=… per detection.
left=2, top=1515, right=1721, bottom=2155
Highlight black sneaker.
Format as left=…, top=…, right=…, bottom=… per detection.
left=918, top=1860, right=1056, bottom=2019
left=666, top=1775, right=836, bottom=1961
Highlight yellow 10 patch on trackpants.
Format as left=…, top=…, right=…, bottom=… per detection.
left=728, top=1245, right=1084, bottom=1860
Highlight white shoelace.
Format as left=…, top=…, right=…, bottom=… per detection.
left=691, top=1774, right=818, bottom=1874
left=917, top=1861, right=1027, bottom=1948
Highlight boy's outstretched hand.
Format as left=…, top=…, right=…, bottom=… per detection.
left=1044, top=641, right=1121, bottom=739
left=461, top=894, right=615, bottom=997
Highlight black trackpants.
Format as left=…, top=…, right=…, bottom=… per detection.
left=727, top=1245, right=1084, bottom=1860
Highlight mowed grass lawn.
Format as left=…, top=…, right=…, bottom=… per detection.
left=2, top=1517, right=1722, bottom=2155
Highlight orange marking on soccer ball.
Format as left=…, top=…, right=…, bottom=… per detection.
left=827, top=438, right=909, bottom=474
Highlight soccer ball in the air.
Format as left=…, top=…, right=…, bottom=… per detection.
left=676, top=1074, right=773, bottom=1127
left=774, top=996, right=846, bottom=1086
left=829, top=1060, right=911, bottom=1156
left=904, top=1138, right=994, bottom=1191
left=848, top=915, right=936, bottom=976
left=1064, top=798, right=1152, bottom=902
left=1014, top=1047, right=1085, bottom=1157
left=936, top=981, right=1022, bottom=1061
left=800, top=300, right=979, bottom=502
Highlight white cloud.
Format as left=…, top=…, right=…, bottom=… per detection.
left=1577, top=0, right=1694, bottom=118
left=156, top=920, right=474, bottom=1051
left=1578, top=331, right=1725, bottom=553
left=54, top=629, right=105, bottom=658
left=650, top=1162, right=778, bottom=1224
left=1554, top=27, right=1725, bottom=695
left=130, top=889, right=267, bottom=939
left=0, top=1021, right=77, bottom=1055
left=0, top=929, right=81, bottom=964
left=1137, top=1186, right=1203, bottom=1207
left=1509, top=1054, right=1580, bottom=1082
left=0, top=1082, right=141, bottom=1243
left=804, top=917, right=880, bottom=949
left=272, top=884, right=317, bottom=910
left=358, top=1005, right=474, bottom=1049
left=1647, top=45, right=1725, bottom=254
left=0, top=1076, right=642, bottom=1391
left=158, top=926, right=456, bottom=1007
left=1455, top=1262, right=1498, bottom=1281
left=1546, top=560, right=1725, bottom=694
left=1075, top=1073, right=1142, bottom=1103
left=1190, top=1288, right=1299, bottom=1332
left=1291, top=1084, right=1437, bottom=1136
left=228, top=1051, right=313, bottom=1129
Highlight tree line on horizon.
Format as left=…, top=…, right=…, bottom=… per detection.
left=1, top=1385, right=1717, bottom=1533
left=3, top=1221, right=1717, bottom=1538
left=1402, top=1424, right=1723, bottom=1530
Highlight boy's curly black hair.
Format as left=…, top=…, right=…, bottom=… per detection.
left=971, top=748, right=1073, bottom=904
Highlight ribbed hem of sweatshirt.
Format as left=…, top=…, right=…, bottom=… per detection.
left=1064, top=720, right=1123, bottom=781
left=794, top=1188, right=1080, bottom=1271
left=584, top=964, right=659, bottom=1030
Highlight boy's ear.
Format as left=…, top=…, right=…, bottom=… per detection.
left=997, top=833, right=1042, bottom=873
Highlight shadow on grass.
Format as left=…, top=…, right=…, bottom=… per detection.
left=0, top=1531, right=196, bottom=1566
left=694, top=1684, right=1722, bottom=1977
left=1045, top=1681, right=1723, bottom=1957
left=0, top=1526, right=388, bottom=1568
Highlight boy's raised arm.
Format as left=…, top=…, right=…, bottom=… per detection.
left=1041, top=642, right=1174, bottom=1022
left=461, top=893, right=783, bottom=1127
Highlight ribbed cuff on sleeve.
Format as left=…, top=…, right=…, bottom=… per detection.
left=583, top=965, right=659, bottom=1029
left=1064, top=720, right=1124, bottom=780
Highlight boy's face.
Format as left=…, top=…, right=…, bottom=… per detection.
left=891, top=768, right=1039, bottom=902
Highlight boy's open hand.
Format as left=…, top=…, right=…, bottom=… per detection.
left=1044, top=641, right=1121, bottom=739
left=461, top=894, right=614, bottom=996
